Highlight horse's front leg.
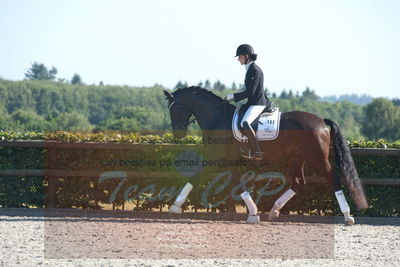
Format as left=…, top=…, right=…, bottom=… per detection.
left=234, top=168, right=260, bottom=223
left=268, top=158, right=304, bottom=221
left=169, top=182, right=193, bottom=214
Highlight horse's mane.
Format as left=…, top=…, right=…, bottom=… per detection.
left=173, top=86, right=225, bottom=103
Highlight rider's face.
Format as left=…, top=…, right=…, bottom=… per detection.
left=237, top=55, right=247, bottom=65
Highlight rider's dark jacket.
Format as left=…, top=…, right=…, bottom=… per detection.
left=233, top=62, right=269, bottom=108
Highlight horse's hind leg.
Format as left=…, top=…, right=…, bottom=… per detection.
left=298, top=129, right=355, bottom=225
left=268, top=157, right=304, bottom=221
left=319, top=159, right=355, bottom=225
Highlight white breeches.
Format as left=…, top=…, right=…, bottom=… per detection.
left=240, top=105, right=266, bottom=128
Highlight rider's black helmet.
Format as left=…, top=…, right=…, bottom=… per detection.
left=235, top=44, right=254, bottom=57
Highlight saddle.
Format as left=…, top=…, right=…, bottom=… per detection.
left=232, top=105, right=281, bottom=142
left=237, top=105, right=275, bottom=131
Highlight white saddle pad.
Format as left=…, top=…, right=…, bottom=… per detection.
left=232, top=107, right=281, bottom=142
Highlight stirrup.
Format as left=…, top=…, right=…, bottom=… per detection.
left=240, top=149, right=264, bottom=160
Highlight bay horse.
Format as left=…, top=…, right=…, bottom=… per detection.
left=163, top=86, right=368, bottom=225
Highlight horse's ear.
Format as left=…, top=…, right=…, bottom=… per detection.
left=163, top=90, right=173, bottom=100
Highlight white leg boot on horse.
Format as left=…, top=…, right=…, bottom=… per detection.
left=335, top=190, right=355, bottom=225
left=268, top=188, right=296, bottom=221
left=241, top=191, right=260, bottom=223
left=169, top=183, right=193, bottom=214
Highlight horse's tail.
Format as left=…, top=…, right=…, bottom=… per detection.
left=324, top=119, right=368, bottom=209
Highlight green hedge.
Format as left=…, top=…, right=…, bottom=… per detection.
left=0, top=131, right=399, bottom=217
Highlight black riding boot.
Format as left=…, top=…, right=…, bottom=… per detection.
left=241, top=121, right=264, bottom=160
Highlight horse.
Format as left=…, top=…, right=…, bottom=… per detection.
left=163, top=86, right=368, bottom=225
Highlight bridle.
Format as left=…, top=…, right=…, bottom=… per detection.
left=168, top=99, right=197, bottom=130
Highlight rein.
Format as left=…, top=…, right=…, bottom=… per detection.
left=217, top=99, right=230, bottom=126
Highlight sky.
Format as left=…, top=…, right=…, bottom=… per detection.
left=0, top=0, right=399, bottom=98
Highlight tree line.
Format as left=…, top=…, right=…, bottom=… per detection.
left=24, top=62, right=374, bottom=105
left=0, top=62, right=399, bottom=140
left=1, top=78, right=399, bottom=140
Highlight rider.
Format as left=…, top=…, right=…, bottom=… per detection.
left=226, top=44, right=272, bottom=160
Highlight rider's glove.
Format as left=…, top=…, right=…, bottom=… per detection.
left=226, top=94, right=234, bottom=102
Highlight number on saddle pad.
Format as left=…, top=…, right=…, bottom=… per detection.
left=232, top=107, right=281, bottom=142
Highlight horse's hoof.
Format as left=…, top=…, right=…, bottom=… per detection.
left=168, top=205, right=182, bottom=214
left=268, top=209, right=280, bottom=221
left=345, top=216, right=355, bottom=226
left=246, top=215, right=260, bottom=224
